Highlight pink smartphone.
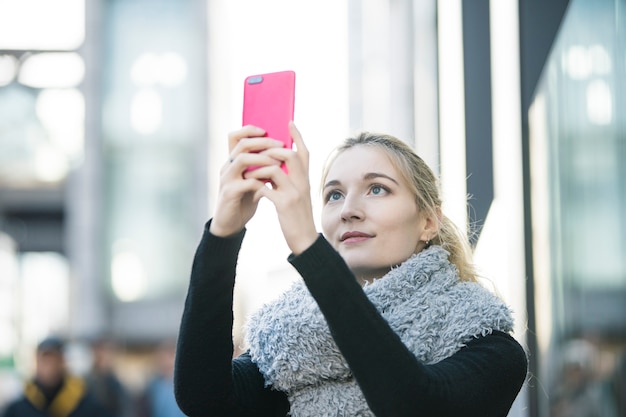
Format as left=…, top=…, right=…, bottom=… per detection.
left=242, top=70, right=296, bottom=174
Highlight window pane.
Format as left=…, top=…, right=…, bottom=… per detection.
left=102, top=0, right=205, bottom=302
left=531, top=0, right=626, bottom=416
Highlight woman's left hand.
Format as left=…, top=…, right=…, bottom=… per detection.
left=244, top=122, right=318, bottom=255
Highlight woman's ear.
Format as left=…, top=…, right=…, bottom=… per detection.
left=420, top=207, right=442, bottom=242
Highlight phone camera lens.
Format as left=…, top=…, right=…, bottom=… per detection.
left=247, top=76, right=263, bottom=85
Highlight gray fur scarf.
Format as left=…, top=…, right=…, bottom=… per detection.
left=246, top=245, right=514, bottom=417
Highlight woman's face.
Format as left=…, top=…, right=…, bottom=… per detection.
left=321, top=146, right=434, bottom=282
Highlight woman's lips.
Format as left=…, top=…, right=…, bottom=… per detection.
left=340, top=231, right=373, bottom=243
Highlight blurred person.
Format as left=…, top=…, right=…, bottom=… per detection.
left=550, top=339, right=618, bottom=417
left=138, top=340, right=184, bottom=417
left=84, top=337, right=135, bottom=417
left=174, top=124, right=528, bottom=416
left=2, top=336, right=109, bottom=417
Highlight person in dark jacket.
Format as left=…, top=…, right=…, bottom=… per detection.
left=84, top=337, right=135, bottom=417
left=2, top=336, right=110, bottom=417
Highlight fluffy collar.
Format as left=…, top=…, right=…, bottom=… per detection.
left=246, top=245, right=514, bottom=417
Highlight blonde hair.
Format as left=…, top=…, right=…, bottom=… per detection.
left=321, top=132, right=477, bottom=282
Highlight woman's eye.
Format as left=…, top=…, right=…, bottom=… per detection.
left=326, top=191, right=343, bottom=202
left=370, top=185, right=388, bottom=195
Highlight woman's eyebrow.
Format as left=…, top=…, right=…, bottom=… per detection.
left=324, top=173, right=398, bottom=189
left=323, top=179, right=341, bottom=189
left=363, top=172, right=399, bottom=184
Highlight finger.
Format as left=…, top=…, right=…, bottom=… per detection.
left=260, top=145, right=308, bottom=181
left=245, top=156, right=310, bottom=205
left=252, top=182, right=271, bottom=204
left=231, top=137, right=284, bottom=156
left=227, top=153, right=282, bottom=178
left=289, top=122, right=309, bottom=173
left=228, top=137, right=285, bottom=166
left=243, top=164, right=285, bottom=183
left=228, top=125, right=266, bottom=151
left=289, top=122, right=308, bottom=155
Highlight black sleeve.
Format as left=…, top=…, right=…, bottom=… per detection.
left=174, top=222, right=289, bottom=417
left=288, top=235, right=528, bottom=417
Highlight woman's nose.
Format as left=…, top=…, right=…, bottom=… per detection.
left=340, top=196, right=364, bottom=221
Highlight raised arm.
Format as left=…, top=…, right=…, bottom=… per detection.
left=288, top=236, right=528, bottom=417
left=174, top=223, right=289, bottom=417
left=175, top=125, right=292, bottom=417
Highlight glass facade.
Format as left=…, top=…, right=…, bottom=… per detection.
left=530, top=0, right=626, bottom=415
left=102, top=0, right=206, bottom=304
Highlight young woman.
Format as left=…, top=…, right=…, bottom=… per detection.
left=174, top=123, right=528, bottom=417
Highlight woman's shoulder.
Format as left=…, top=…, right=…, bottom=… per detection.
left=464, top=330, right=529, bottom=369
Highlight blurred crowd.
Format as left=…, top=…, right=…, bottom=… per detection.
left=2, top=333, right=625, bottom=416
left=0, top=336, right=185, bottom=417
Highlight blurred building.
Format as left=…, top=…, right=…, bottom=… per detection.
left=0, top=0, right=624, bottom=416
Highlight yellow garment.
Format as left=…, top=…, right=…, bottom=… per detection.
left=24, top=376, right=86, bottom=417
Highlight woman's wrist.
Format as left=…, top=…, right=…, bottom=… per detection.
left=288, top=228, right=320, bottom=256
left=209, top=218, right=243, bottom=238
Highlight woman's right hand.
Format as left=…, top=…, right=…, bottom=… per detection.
left=209, top=125, right=285, bottom=237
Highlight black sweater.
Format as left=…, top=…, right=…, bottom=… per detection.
left=174, top=223, right=528, bottom=417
